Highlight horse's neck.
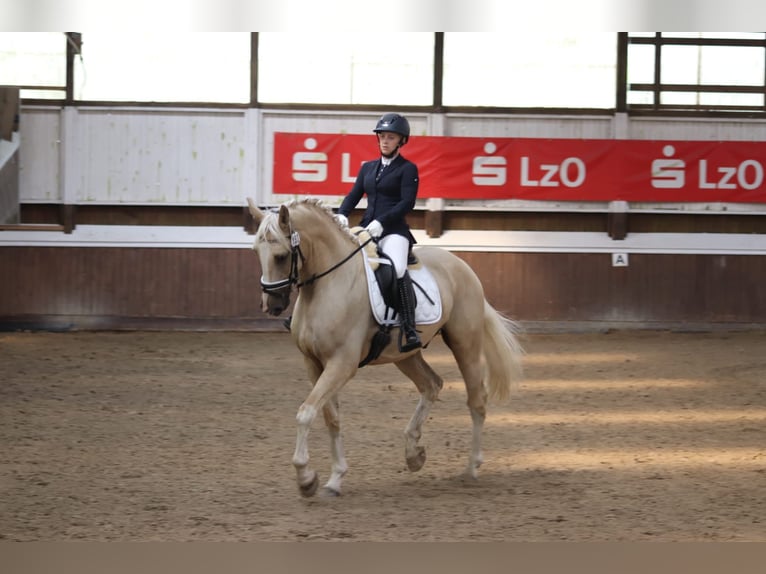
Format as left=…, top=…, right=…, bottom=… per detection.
left=297, top=216, right=363, bottom=288
left=301, top=216, right=357, bottom=280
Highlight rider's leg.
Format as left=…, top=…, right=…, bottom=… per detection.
left=379, top=234, right=421, bottom=352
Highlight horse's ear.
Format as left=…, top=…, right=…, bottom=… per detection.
left=246, top=197, right=265, bottom=226
left=278, top=204, right=291, bottom=233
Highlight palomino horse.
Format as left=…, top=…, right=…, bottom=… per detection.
left=247, top=197, right=523, bottom=497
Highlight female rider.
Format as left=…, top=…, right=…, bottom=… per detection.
left=336, top=113, right=421, bottom=352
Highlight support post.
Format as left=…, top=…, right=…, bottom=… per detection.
left=607, top=200, right=629, bottom=240
left=424, top=198, right=444, bottom=238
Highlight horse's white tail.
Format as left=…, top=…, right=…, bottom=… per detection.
left=482, top=301, right=525, bottom=403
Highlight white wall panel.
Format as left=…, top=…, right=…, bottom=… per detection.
left=70, top=108, right=249, bottom=205
left=444, top=114, right=615, bottom=139
left=19, top=107, right=61, bottom=202
left=629, top=118, right=766, bottom=141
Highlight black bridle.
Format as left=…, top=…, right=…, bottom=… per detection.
left=259, top=229, right=374, bottom=296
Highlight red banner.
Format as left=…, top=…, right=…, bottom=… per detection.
left=273, top=133, right=766, bottom=203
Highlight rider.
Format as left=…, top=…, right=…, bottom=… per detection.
left=335, top=113, right=422, bottom=352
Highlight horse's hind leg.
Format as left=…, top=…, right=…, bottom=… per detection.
left=394, top=352, right=443, bottom=472
left=442, top=330, right=487, bottom=479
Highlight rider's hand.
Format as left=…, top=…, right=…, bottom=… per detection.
left=335, top=213, right=349, bottom=228
left=365, top=220, right=383, bottom=239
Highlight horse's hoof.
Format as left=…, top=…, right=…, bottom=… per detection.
left=406, top=446, right=427, bottom=472
left=298, top=472, right=319, bottom=497
left=462, top=466, right=480, bottom=481
left=320, top=486, right=342, bottom=497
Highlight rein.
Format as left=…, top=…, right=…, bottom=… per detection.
left=260, top=229, right=374, bottom=295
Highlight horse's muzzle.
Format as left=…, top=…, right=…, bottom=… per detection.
left=260, top=275, right=293, bottom=316
left=262, top=290, right=290, bottom=316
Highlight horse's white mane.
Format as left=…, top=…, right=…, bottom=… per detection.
left=254, top=198, right=358, bottom=249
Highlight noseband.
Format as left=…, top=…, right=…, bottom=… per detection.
left=259, top=229, right=374, bottom=296
left=259, top=231, right=303, bottom=296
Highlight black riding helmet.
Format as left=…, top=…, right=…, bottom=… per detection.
left=373, top=113, right=410, bottom=145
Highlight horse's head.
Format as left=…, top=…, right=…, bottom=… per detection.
left=248, top=197, right=361, bottom=317
left=247, top=198, right=298, bottom=316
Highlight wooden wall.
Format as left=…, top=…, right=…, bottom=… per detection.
left=8, top=105, right=766, bottom=332
left=18, top=204, right=766, bottom=237
left=0, top=246, right=269, bottom=331
left=459, top=251, right=766, bottom=325
left=2, top=245, right=765, bottom=331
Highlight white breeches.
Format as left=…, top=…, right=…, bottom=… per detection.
left=379, top=234, right=410, bottom=279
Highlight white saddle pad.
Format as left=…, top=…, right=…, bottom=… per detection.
left=362, top=250, right=442, bottom=327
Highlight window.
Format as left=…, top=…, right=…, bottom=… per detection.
left=257, top=33, right=434, bottom=106
left=443, top=33, right=618, bottom=109
left=0, top=32, right=67, bottom=100
left=73, top=32, right=251, bottom=103
left=627, top=33, right=766, bottom=113
left=5, top=32, right=766, bottom=116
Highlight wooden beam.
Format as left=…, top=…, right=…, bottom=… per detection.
left=60, top=204, right=76, bottom=234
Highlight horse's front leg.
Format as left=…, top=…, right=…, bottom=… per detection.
left=293, top=356, right=355, bottom=497
left=293, top=400, right=321, bottom=497
left=321, top=394, right=347, bottom=496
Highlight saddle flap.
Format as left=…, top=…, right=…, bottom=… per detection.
left=373, top=258, right=398, bottom=310
left=362, top=250, right=442, bottom=327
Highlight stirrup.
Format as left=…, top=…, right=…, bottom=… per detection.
left=399, top=326, right=422, bottom=353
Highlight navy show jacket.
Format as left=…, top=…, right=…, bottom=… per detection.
left=338, top=154, right=419, bottom=244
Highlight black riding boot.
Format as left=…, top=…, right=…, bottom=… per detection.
left=397, top=272, right=421, bottom=352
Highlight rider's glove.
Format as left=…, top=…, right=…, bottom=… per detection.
left=365, top=220, right=383, bottom=239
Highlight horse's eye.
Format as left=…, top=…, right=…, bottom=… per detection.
left=275, top=254, right=288, bottom=264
